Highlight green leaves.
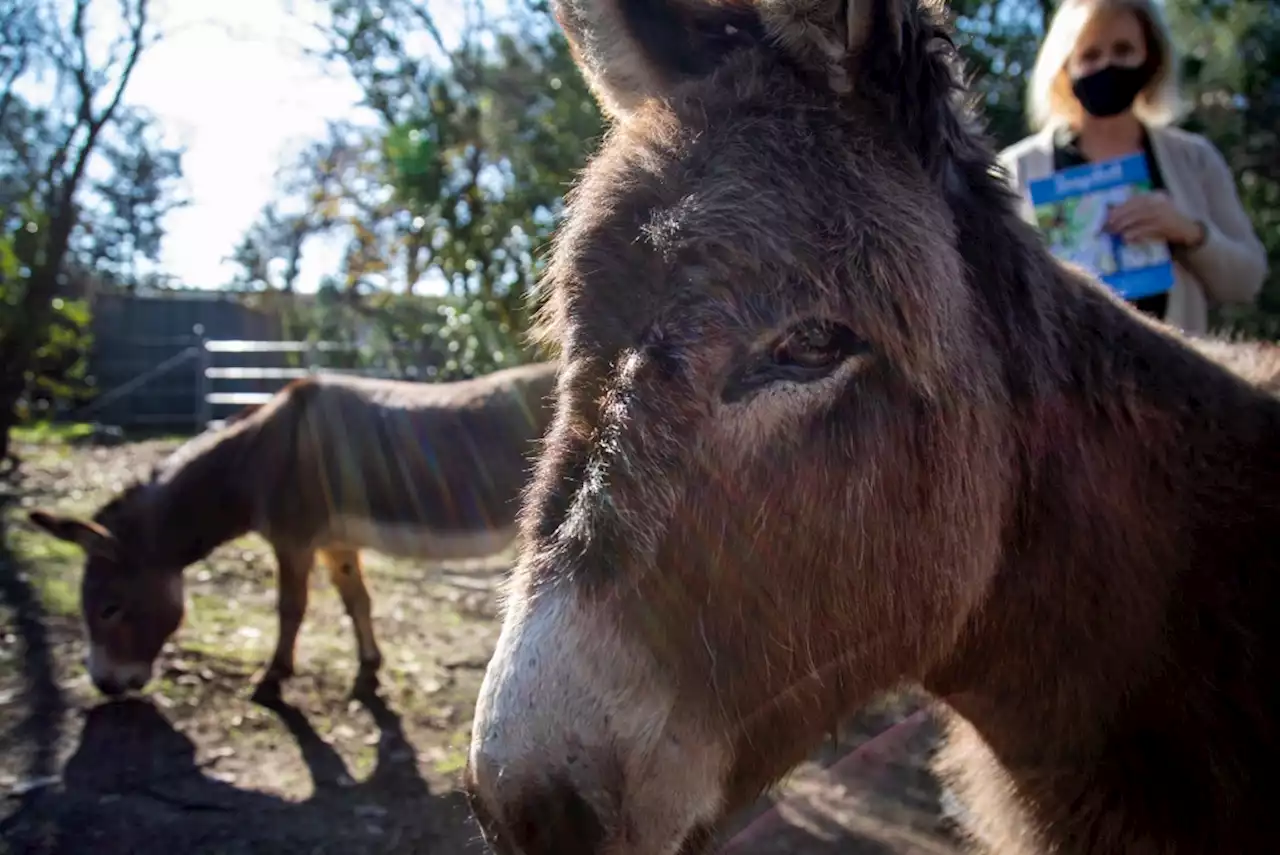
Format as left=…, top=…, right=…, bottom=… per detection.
left=1167, top=0, right=1280, bottom=337
left=0, top=206, right=95, bottom=421
left=231, top=0, right=606, bottom=376
left=385, top=121, right=444, bottom=209
left=0, top=0, right=176, bottom=449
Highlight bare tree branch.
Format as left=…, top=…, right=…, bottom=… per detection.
left=0, top=50, right=29, bottom=128
left=90, top=0, right=150, bottom=135
left=71, top=0, right=93, bottom=126
left=407, top=2, right=449, bottom=57
left=42, top=0, right=150, bottom=209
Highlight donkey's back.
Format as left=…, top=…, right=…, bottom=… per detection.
left=259, top=362, right=559, bottom=559
left=1191, top=336, right=1280, bottom=395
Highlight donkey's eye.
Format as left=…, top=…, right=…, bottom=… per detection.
left=723, top=319, right=867, bottom=403
left=772, top=321, right=864, bottom=371
left=100, top=605, right=121, bottom=622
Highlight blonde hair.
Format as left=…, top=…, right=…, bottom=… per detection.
left=1027, top=0, right=1185, bottom=132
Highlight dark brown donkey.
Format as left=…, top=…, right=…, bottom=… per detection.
left=29, top=361, right=557, bottom=698
left=463, top=0, right=1280, bottom=853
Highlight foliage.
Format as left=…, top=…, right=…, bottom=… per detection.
left=0, top=2, right=185, bottom=281
left=73, top=107, right=187, bottom=287
left=1165, top=0, right=1280, bottom=338
left=23, top=294, right=94, bottom=420
left=230, top=0, right=603, bottom=377
left=950, top=0, right=1056, bottom=148
left=1, top=205, right=95, bottom=424
left=0, top=0, right=183, bottom=457
left=290, top=284, right=532, bottom=382
left=9, top=419, right=96, bottom=445
left=358, top=291, right=531, bottom=379
left=226, top=124, right=370, bottom=294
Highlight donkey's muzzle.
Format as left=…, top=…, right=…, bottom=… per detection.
left=93, top=673, right=146, bottom=696
left=86, top=650, right=152, bottom=697
left=465, top=758, right=606, bottom=855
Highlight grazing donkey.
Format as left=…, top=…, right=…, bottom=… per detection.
left=29, top=361, right=557, bottom=698
left=463, top=0, right=1280, bottom=853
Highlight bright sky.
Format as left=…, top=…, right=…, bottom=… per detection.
left=124, top=0, right=468, bottom=293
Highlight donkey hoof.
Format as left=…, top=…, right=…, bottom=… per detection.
left=250, top=666, right=291, bottom=704
left=350, top=665, right=382, bottom=699
left=250, top=679, right=283, bottom=706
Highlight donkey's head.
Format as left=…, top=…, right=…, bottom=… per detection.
left=467, top=0, right=1040, bottom=851
left=29, top=484, right=185, bottom=697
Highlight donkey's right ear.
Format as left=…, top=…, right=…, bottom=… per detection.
left=27, top=510, right=118, bottom=559
left=553, top=0, right=767, bottom=119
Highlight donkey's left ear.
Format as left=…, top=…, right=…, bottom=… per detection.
left=28, top=510, right=118, bottom=560
left=553, top=0, right=768, bottom=119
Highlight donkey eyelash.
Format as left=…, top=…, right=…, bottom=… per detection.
left=722, top=335, right=870, bottom=404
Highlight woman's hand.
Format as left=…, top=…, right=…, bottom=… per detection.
left=1104, top=190, right=1206, bottom=247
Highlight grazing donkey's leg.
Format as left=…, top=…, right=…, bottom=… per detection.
left=319, top=546, right=383, bottom=693
left=259, top=546, right=315, bottom=693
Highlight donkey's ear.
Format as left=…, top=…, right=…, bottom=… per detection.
left=28, top=510, right=118, bottom=559
left=552, top=0, right=768, bottom=118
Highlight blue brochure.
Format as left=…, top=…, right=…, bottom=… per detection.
left=1028, top=152, right=1174, bottom=301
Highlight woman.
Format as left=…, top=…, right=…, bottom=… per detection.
left=998, top=0, right=1267, bottom=334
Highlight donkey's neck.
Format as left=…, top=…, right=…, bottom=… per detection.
left=927, top=271, right=1280, bottom=851
left=140, top=422, right=260, bottom=568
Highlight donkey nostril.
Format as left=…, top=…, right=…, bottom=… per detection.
left=507, top=776, right=606, bottom=855
left=95, top=677, right=124, bottom=697
left=125, top=674, right=147, bottom=691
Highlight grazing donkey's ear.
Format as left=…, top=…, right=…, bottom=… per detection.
left=28, top=510, right=118, bottom=560
left=551, top=0, right=768, bottom=119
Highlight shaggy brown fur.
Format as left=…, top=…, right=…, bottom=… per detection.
left=29, top=362, right=558, bottom=698
left=464, top=0, right=1280, bottom=853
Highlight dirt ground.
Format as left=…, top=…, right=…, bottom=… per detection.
left=0, top=429, right=965, bottom=854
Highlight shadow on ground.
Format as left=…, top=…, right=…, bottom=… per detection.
left=0, top=692, right=485, bottom=855
left=0, top=491, right=68, bottom=821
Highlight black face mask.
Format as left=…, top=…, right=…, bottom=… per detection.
left=1071, top=62, right=1156, bottom=118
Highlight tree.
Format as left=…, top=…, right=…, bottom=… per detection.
left=227, top=0, right=606, bottom=378
left=227, top=120, right=393, bottom=295
left=75, top=106, right=186, bottom=288
left=0, top=0, right=183, bottom=461
left=950, top=0, right=1055, bottom=148
left=1166, top=0, right=1280, bottom=336
left=277, top=0, right=603, bottom=340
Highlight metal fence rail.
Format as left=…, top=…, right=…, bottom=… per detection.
left=198, top=338, right=426, bottom=430
left=75, top=331, right=430, bottom=433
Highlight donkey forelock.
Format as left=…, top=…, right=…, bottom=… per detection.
left=521, top=0, right=1022, bottom=570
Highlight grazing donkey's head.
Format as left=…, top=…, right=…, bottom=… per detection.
left=466, top=0, right=1055, bottom=851
left=29, top=485, right=186, bottom=697
left=26, top=407, right=269, bottom=697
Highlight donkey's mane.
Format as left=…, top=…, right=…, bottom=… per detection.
left=91, top=413, right=265, bottom=532
left=92, top=481, right=150, bottom=528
